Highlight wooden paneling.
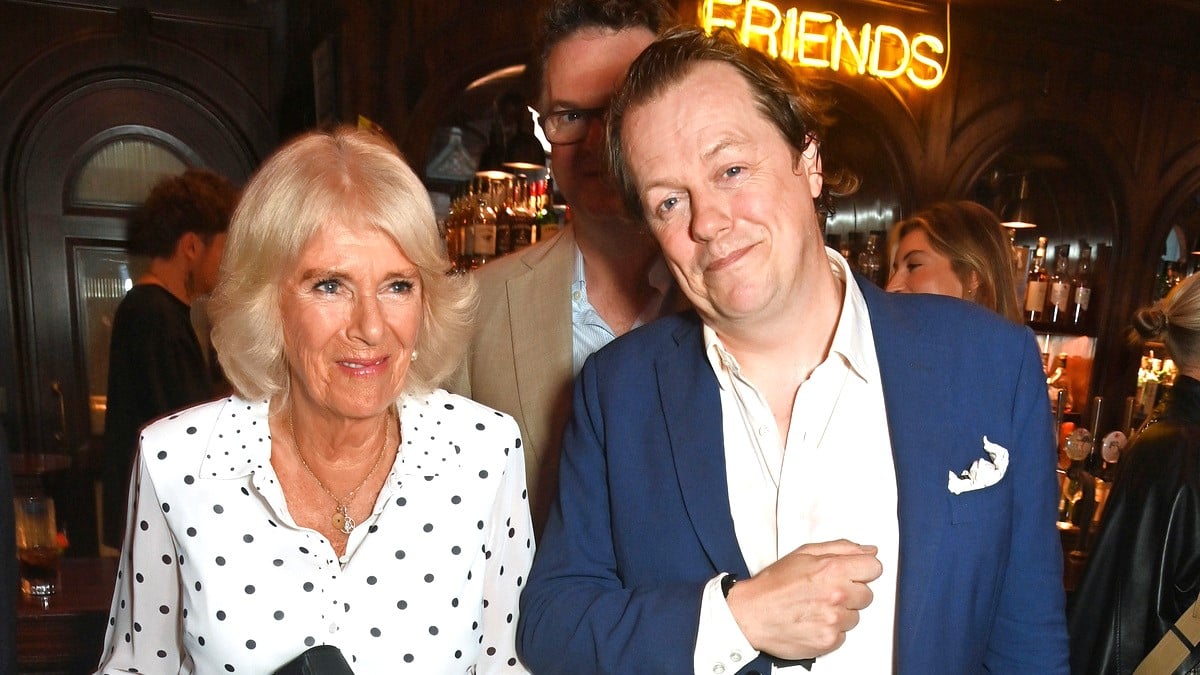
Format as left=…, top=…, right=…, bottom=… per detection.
left=17, top=557, right=117, bottom=674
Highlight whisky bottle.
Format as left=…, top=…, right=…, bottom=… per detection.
left=508, top=176, right=536, bottom=253
left=1069, top=243, right=1093, bottom=327
left=493, top=176, right=515, bottom=258
left=1047, top=244, right=1072, bottom=324
left=1025, top=236, right=1049, bottom=323
left=462, top=196, right=497, bottom=271
left=1047, top=352, right=1071, bottom=414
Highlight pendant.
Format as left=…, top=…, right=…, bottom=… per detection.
left=333, top=504, right=355, bottom=535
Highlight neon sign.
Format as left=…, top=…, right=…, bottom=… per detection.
left=700, top=0, right=948, bottom=90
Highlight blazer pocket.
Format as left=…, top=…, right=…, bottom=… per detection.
left=948, top=482, right=1010, bottom=525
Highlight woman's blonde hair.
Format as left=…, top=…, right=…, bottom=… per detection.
left=1133, top=272, right=1200, bottom=371
left=209, top=126, right=475, bottom=407
left=888, top=200, right=1022, bottom=323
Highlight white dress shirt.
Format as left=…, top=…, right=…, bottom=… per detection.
left=694, top=249, right=899, bottom=674
left=95, top=390, right=532, bottom=675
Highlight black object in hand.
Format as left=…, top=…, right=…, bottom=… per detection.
left=272, top=645, right=355, bottom=675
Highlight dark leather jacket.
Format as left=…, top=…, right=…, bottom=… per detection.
left=1069, top=375, right=1200, bottom=674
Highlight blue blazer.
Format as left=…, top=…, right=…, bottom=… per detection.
left=517, top=279, right=1070, bottom=674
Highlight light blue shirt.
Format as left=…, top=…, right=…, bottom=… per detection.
left=570, top=246, right=671, bottom=374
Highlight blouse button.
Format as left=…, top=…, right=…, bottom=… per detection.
left=329, top=622, right=338, bottom=633
left=712, top=665, right=725, bottom=674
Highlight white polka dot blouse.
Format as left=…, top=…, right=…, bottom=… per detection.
left=94, top=389, right=534, bottom=674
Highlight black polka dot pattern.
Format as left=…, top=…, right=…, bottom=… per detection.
left=95, top=391, right=533, bottom=673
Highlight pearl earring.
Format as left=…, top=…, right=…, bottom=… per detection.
left=410, top=350, right=419, bottom=362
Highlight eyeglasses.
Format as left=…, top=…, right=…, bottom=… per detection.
left=539, top=107, right=606, bottom=145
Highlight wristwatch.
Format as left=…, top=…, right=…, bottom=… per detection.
left=720, top=573, right=739, bottom=598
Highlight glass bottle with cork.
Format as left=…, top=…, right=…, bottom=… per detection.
left=1069, top=242, right=1093, bottom=327
left=1047, top=243, right=1072, bottom=324
left=1025, top=236, right=1050, bottom=322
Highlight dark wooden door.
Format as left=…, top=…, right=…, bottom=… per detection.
left=11, top=77, right=254, bottom=553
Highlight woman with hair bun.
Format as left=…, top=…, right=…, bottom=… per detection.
left=1069, top=271, right=1200, bottom=674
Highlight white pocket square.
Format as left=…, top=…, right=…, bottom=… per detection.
left=947, top=436, right=1010, bottom=495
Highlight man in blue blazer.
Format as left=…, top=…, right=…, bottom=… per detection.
left=517, top=26, right=1070, bottom=674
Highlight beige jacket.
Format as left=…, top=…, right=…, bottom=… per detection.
left=449, top=227, right=576, bottom=536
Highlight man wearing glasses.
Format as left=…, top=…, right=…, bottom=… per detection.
left=451, top=0, right=681, bottom=536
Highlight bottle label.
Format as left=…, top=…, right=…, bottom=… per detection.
left=466, top=223, right=497, bottom=256
left=1025, top=281, right=1048, bottom=312
left=1049, top=282, right=1071, bottom=310
left=1074, top=287, right=1092, bottom=310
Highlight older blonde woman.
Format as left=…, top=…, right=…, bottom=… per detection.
left=96, top=127, right=533, bottom=674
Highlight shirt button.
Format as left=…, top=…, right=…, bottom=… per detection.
left=572, top=291, right=582, bottom=301
left=712, top=664, right=726, bottom=674
left=757, top=425, right=769, bottom=437
left=730, top=651, right=743, bottom=663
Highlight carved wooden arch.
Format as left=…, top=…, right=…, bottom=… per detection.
left=400, top=3, right=538, bottom=171
left=0, top=31, right=273, bottom=180
left=947, top=116, right=1125, bottom=249
left=1147, top=163, right=1200, bottom=283
left=402, top=47, right=536, bottom=180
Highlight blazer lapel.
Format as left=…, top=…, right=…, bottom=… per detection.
left=861, top=281, right=952, bottom=657
left=658, top=314, right=750, bottom=576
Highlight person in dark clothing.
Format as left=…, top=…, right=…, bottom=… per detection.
left=101, top=168, right=238, bottom=549
left=1069, top=271, right=1200, bottom=674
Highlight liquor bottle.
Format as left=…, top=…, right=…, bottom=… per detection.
left=508, top=176, right=536, bottom=253
left=1047, top=244, right=1072, bottom=324
left=461, top=196, right=497, bottom=271
left=442, top=188, right=462, bottom=272
left=534, top=177, right=561, bottom=242
left=1025, top=236, right=1049, bottom=323
left=1047, top=352, right=1071, bottom=414
left=1069, top=243, right=1092, bottom=327
left=857, top=233, right=883, bottom=287
left=493, top=177, right=514, bottom=258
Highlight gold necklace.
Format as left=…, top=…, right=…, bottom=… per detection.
left=288, top=408, right=391, bottom=535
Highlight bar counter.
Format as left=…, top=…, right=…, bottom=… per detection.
left=18, top=557, right=116, bottom=674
